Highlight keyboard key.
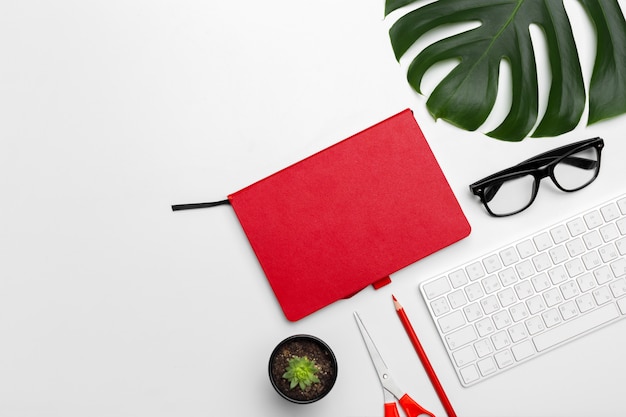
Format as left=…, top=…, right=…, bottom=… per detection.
left=600, top=223, right=619, bottom=242
left=452, top=345, right=476, bottom=367
left=599, top=244, right=619, bottom=262
left=438, top=310, right=466, bottom=333
left=491, top=331, right=511, bottom=350
left=541, top=308, right=562, bottom=328
left=479, top=295, right=500, bottom=315
left=430, top=297, right=451, bottom=316
left=483, top=254, right=503, bottom=273
left=465, top=282, right=484, bottom=302
left=515, top=260, right=535, bottom=279
left=499, top=247, right=519, bottom=266
left=532, top=233, right=551, bottom=252
left=531, top=272, right=551, bottom=292
left=466, top=262, right=485, bottom=280
left=424, top=277, right=451, bottom=299
left=509, top=302, right=529, bottom=322
left=592, top=286, right=613, bottom=305
left=474, top=338, right=494, bottom=357
left=525, top=316, right=545, bottom=335
left=448, top=289, right=468, bottom=309
left=583, top=230, right=603, bottom=249
left=566, top=238, right=586, bottom=257
left=446, top=326, right=478, bottom=350
left=565, top=258, right=585, bottom=277
left=492, top=310, right=512, bottom=329
left=511, top=340, right=535, bottom=361
left=549, top=245, right=569, bottom=264
left=518, top=239, right=538, bottom=257
left=482, top=275, right=501, bottom=294
left=566, top=217, right=587, bottom=236
left=526, top=295, right=546, bottom=314
left=460, top=364, right=480, bottom=385
left=575, top=293, right=595, bottom=313
left=543, top=288, right=563, bottom=307
left=581, top=251, right=602, bottom=270
left=449, top=269, right=468, bottom=288
left=477, top=357, right=497, bottom=376
left=576, top=273, right=596, bottom=292
left=558, top=301, right=579, bottom=320
left=593, top=266, right=613, bottom=285
left=611, top=259, right=626, bottom=278
left=498, top=268, right=518, bottom=286
left=576, top=293, right=596, bottom=313
left=463, top=303, right=483, bottom=322
left=514, top=280, right=534, bottom=300
left=601, top=203, right=621, bottom=221
left=508, top=323, right=528, bottom=342
left=533, top=304, right=619, bottom=351
left=550, top=225, right=569, bottom=243
left=497, top=287, right=516, bottom=307
left=559, top=281, right=580, bottom=300
left=584, top=210, right=604, bottom=229
left=494, top=349, right=514, bottom=368
left=609, top=278, right=626, bottom=298
left=532, top=252, right=552, bottom=272
left=475, top=317, right=495, bottom=337
left=617, top=238, right=626, bottom=256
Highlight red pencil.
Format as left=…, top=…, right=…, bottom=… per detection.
left=392, top=295, right=457, bottom=417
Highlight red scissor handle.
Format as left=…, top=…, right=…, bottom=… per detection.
left=384, top=402, right=401, bottom=417
left=398, top=393, right=436, bottom=417
left=384, top=395, right=435, bottom=417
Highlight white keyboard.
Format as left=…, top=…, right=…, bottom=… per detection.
left=420, top=193, right=626, bottom=387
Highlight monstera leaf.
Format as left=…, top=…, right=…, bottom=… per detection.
left=385, top=0, right=626, bottom=141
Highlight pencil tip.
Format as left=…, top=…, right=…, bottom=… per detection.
left=392, top=295, right=402, bottom=310
left=392, top=294, right=397, bottom=301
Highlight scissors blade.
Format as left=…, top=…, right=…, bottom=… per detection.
left=354, top=312, right=405, bottom=400
left=354, top=312, right=392, bottom=382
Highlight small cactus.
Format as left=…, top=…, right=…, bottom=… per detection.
left=282, top=356, right=320, bottom=390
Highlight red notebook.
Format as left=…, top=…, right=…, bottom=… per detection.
left=229, top=109, right=470, bottom=320
left=176, top=109, right=470, bottom=321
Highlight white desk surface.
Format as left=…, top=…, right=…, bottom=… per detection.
left=3, top=1, right=626, bottom=416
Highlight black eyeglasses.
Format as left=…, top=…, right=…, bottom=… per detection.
left=470, top=137, right=604, bottom=217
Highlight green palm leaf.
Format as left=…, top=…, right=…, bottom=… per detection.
left=385, top=0, right=626, bottom=141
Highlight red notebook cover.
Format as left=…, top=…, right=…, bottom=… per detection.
left=228, top=109, right=470, bottom=321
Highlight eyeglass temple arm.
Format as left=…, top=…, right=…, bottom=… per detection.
left=502, top=156, right=597, bottom=178
left=558, top=156, right=598, bottom=170
left=513, top=137, right=602, bottom=168
left=521, top=137, right=601, bottom=161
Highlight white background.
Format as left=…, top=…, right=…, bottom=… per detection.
left=2, top=1, right=626, bottom=416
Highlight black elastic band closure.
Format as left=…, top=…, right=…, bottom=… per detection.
left=171, top=199, right=230, bottom=211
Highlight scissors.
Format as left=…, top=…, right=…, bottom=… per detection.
left=354, top=311, right=436, bottom=417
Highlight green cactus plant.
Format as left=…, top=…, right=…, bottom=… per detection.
left=269, top=335, right=337, bottom=404
left=282, top=356, right=320, bottom=390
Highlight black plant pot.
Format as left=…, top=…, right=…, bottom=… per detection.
left=268, top=334, right=338, bottom=404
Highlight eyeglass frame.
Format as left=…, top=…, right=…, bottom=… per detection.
left=469, top=137, right=604, bottom=217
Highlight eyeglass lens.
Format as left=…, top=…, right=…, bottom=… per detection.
left=484, top=174, right=535, bottom=216
left=552, top=146, right=599, bottom=190
left=483, top=145, right=600, bottom=216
